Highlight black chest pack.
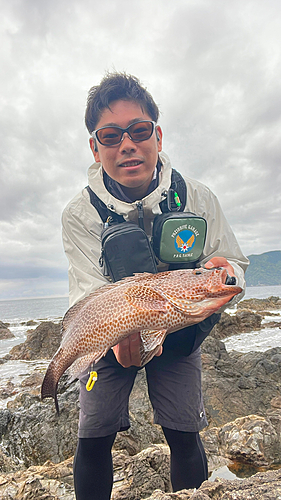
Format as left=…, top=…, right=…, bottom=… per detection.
left=87, top=169, right=207, bottom=282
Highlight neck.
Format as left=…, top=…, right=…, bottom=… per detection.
left=103, top=159, right=161, bottom=203
left=121, top=181, right=152, bottom=202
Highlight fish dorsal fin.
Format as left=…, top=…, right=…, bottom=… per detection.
left=62, top=275, right=157, bottom=337
left=125, top=285, right=168, bottom=313
left=61, top=297, right=91, bottom=337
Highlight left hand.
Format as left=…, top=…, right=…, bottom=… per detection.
left=205, top=256, right=235, bottom=277
left=113, top=332, right=163, bottom=368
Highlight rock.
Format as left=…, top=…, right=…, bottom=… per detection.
left=201, top=337, right=281, bottom=427
left=0, top=321, right=14, bottom=339
left=8, top=321, right=62, bottom=360
left=238, top=296, right=281, bottom=311
left=210, top=312, right=241, bottom=339
left=143, top=468, right=281, bottom=499
left=23, top=320, right=37, bottom=326
left=143, top=491, right=193, bottom=500
left=112, top=444, right=171, bottom=500
left=0, top=456, right=74, bottom=499
left=270, top=396, right=281, bottom=409
left=0, top=321, right=10, bottom=327
left=0, top=446, right=22, bottom=473
left=0, top=380, right=16, bottom=399
left=20, top=372, right=44, bottom=388
left=236, top=309, right=263, bottom=331
left=0, top=378, right=79, bottom=467
left=217, top=415, right=279, bottom=466
left=211, top=310, right=263, bottom=340
left=201, top=411, right=281, bottom=468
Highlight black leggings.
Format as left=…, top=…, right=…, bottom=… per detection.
left=73, top=433, right=116, bottom=500
left=73, top=429, right=208, bottom=500
left=162, top=427, right=208, bottom=491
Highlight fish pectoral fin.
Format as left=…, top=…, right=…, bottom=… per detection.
left=139, top=329, right=167, bottom=366
left=161, top=293, right=204, bottom=315
left=125, top=285, right=168, bottom=313
left=140, top=329, right=167, bottom=352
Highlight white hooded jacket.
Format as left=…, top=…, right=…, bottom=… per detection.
left=62, top=152, right=248, bottom=308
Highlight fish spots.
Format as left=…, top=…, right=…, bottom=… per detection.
left=41, top=267, right=242, bottom=412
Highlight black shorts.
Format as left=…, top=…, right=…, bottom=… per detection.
left=78, top=346, right=208, bottom=438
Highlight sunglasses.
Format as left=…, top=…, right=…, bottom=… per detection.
left=92, top=120, right=156, bottom=146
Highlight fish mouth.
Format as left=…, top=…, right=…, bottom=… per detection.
left=208, top=267, right=242, bottom=294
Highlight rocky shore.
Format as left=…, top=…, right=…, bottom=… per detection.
left=0, top=296, right=280, bottom=499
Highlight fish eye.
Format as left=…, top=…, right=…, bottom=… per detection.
left=194, top=270, right=202, bottom=275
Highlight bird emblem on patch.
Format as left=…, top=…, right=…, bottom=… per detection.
left=175, top=230, right=196, bottom=253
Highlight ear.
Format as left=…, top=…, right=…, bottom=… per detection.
left=156, top=126, right=163, bottom=152
left=89, top=137, right=100, bottom=162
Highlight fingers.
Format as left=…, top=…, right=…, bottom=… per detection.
left=205, top=257, right=235, bottom=277
left=155, top=346, right=163, bottom=357
left=113, top=332, right=142, bottom=368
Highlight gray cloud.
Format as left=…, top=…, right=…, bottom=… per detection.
left=0, top=0, right=280, bottom=299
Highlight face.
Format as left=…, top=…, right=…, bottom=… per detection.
left=89, top=100, right=162, bottom=200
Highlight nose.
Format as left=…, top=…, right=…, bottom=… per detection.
left=119, top=132, right=137, bottom=153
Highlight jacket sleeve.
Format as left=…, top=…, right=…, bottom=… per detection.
left=61, top=192, right=109, bottom=307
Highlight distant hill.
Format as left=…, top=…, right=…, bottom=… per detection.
left=245, top=250, right=281, bottom=286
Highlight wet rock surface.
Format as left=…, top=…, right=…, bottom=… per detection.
left=0, top=321, right=14, bottom=340
left=8, top=321, right=62, bottom=360
left=237, top=295, right=281, bottom=311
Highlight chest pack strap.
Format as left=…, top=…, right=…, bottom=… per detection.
left=86, top=186, right=125, bottom=224
left=86, top=168, right=187, bottom=221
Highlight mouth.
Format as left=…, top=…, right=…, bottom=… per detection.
left=118, top=159, right=143, bottom=168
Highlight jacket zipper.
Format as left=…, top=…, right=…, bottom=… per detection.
left=136, top=202, right=145, bottom=230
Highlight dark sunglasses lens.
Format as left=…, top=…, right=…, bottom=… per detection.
left=97, top=127, right=122, bottom=145
left=96, top=121, right=154, bottom=145
left=129, top=121, right=153, bottom=141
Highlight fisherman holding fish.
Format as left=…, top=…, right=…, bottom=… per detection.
left=45, top=73, right=248, bottom=499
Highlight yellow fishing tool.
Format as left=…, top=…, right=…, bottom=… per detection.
left=86, top=371, right=98, bottom=391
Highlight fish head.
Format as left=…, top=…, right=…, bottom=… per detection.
left=183, top=267, right=243, bottom=309
left=158, top=267, right=243, bottom=317
left=202, top=267, right=242, bottom=296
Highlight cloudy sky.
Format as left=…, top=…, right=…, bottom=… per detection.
left=1, top=0, right=281, bottom=300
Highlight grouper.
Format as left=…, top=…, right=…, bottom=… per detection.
left=41, top=267, right=242, bottom=413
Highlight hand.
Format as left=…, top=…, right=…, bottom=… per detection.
left=205, top=256, right=235, bottom=277
left=113, top=332, right=163, bottom=368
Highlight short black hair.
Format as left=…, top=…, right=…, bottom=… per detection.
left=85, top=72, right=160, bottom=133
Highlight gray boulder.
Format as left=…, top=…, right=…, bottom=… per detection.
left=0, top=321, right=14, bottom=340
left=8, top=321, right=62, bottom=360
left=201, top=336, right=281, bottom=427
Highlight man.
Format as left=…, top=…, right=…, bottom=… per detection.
left=62, top=72, right=248, bottom=500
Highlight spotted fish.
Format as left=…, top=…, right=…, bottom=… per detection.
left=41, top=267, right=242, bottom=412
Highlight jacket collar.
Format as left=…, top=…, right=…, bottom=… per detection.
left=87, top=151, right=173, bottom=214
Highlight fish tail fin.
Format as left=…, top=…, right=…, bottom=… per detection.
left=41, top=361, right=60, bottom=414
left=41, top=348, right=74, bottom=415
